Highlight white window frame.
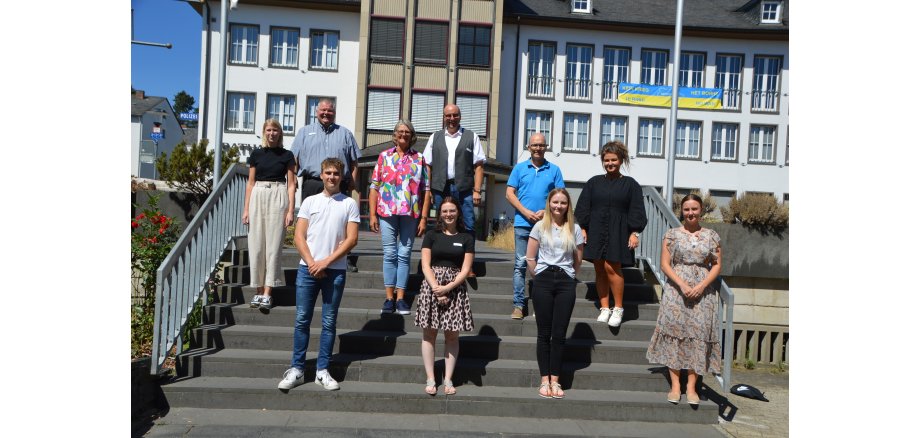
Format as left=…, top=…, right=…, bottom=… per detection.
left=527, top=41, right=556, bottom=98
left=679, top=52, right=705, bottom=88
left=310, top=30, right=339, bottom=71
left=524, top=110, right=553, bottom=150
left=306, top=96, right=336, bottom=125
left=711, top=122, right=738, bottom=161
left=602, top=47, right=630, bottom=102
left=748, top=125, right=777, bottom=164
left=638, top=118, right=664, bottom=157
left=229, top=24, right=259, bottom=65
left=270, top=27, right=299, bottom=68
left=599, top=115, right=627, bottom=147
left=641, top=49, right=668, bottom=85
left=456, top=95, right=489, bottom=138
left=572, top=0, right=591, bottom=13
left=565, top=44, right=593, bottom=101
left=752, top=55, right=782, bottom=112
left=226, top=92, right=256, bottom=133
left=761, top=1, right=782, bottom=24
left=366, top=90, right=401, bottom=131
left=411, top=92, right=445, bottom=134
left=715, top=54, right=743, bottom=110
left=562, top=113, right=590, bottom=153
left=267, top=94, right=297, bottom=134
left=674, top=120, right=701, bottom=159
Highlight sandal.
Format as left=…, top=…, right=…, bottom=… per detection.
left=425, top=379, right=437, bottom=396
left=538, top=382, right=552, bottom=399
left=443, top=379, right=456, bottom=395
left=550, top=382, right=565, bottom=399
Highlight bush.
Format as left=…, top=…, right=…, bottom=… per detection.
left=672, top=191, right=718, bottom=221
left=155, top=139, right=240, bottom=200
left=487, top=223, right=515, bottom=251
left=721, top=193, right=789, bottom=231
left=131, top=195, right=181, bottom=358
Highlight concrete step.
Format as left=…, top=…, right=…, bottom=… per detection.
left=212, top=287, right=661, bottom=321
left=177, top=348, right=674, bottom=392
left=149, top=407, right=727, bottom=438
left=160, top=377, right=719, bottom=424
left=204, top=304, right=659, bottom=341
left=192, top=325, right=655, bottom=364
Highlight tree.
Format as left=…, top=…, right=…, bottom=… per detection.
left=173, top=90, right=196, bottom=115
left=155, top=139, right=241, bottom=200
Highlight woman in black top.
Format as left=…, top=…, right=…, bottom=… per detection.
left=414, top=196, right=475, bottom=396
left=574, top=141, right=647, bottom=328
left=242, top=119, right=296, bottom=310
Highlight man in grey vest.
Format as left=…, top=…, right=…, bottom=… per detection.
left=422, top=104, right=486, bottom=238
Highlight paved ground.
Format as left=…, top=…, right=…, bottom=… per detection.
left=712, top=366, right=789, bottom=438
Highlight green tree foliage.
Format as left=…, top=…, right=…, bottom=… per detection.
left=173, top=90, right=196, bottom=115
left=155, top=139, right=241, bottom=199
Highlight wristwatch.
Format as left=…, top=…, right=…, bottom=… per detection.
left=631, top=231, right=641, bottom=238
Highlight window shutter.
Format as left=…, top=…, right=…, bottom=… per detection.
left=414, top=22, right=447, bottom=64
left=411, top=93, right=444, bottom=133
left=456, top=95, right=488, bottom=137
left=371, top=19, right=405, bottom=61
left=367, top=90, right=401, bottom=131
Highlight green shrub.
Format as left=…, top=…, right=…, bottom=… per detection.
left=155, top=139, right=240, bottom=200
left=671, top=191, right=719, bottom=221
left=721, top=193, right=789, bottom=231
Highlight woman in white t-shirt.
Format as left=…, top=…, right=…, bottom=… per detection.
left=525, top=188, right=584, bottom=399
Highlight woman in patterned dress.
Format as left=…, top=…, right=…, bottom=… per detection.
left=646, top=194, right=723, bottom=405
left=415, top=197, right=475, bottom=396
left=368, top=120, right=430, bottom=315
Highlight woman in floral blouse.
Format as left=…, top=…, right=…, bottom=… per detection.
left=369, top=120, right=430, bottom=315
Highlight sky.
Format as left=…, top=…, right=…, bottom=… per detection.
left=131, top=0, right=202, bottom=109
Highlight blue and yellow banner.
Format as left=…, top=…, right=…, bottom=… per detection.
left=617, top=82, right=723, bottom=109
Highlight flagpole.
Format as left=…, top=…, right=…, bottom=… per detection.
left=664, top=0, right=684, bottom=207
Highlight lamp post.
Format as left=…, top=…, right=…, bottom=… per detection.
left=213, top=0, right=239, bottom=191
left=664, top=0, right=685, bottom=206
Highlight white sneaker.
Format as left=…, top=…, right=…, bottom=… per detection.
left=315, top=369, right=340, bottom=390
left=607, top=307, right=624, bottom=327
left=277, top=367, right=304, bottom=390
left=596, top=307, right=611, bottom=323
left=250, top=295, right=263, bottom=308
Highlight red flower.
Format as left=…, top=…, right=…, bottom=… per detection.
left=131, top=221, right=139, bottom=229
left=137, top=213, right=146, bottom=220
left=148, top=237, right=158, bottom=244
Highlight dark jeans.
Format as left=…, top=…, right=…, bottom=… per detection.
left=531, top=267, right=576, bottom=377
left=432, top=182, right=475, bottom=238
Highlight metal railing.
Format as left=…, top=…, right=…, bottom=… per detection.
left=750, top=89, right=778, bottom=112
left=601, top=80, right=622, bottom=102
left=526, top=75, right=555, bottom=98
left=564, top=78, right=592, bottom=100
left=150, top=164, right=249, bottom=374
left=634, top=186, right=735, bottom=391
left=721, top=88, right=741, bottom=110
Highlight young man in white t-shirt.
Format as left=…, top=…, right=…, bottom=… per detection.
left=278, top=158, right=360, bottom=391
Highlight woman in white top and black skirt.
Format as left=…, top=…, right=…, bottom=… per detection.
left=526, top=188, right=584, bottom=399
left=415, top=196, right=475, bottom=396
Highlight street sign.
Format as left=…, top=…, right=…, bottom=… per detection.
left=179, top=112, right=199, bottom=121
left=150, top=132, right=164, bottom=141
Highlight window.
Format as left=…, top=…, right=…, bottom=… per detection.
left=414, top=21, right=448, bottom=64
left=456, top=95, right=488, bottom=137
left=270, top=28, right=299, bottom=68
left=226, top=92, right=256, bottom=132
left=527, top=42, right=556, bottom=98
left=715, top=54, right=742, bottom=110
left=572, top=0, right=591, bottom=13
left=602, top=47, right=630, bottom=102
left=370, top=19, right=404, bottom=61
left=366, top=90, right=400, bottom=131
left=748, top=125, right=776, bottom=163
left=458, top=25, right=491, bottom=66
left=599, top=115, right=627, bottom=146
left=565, top=44, right=593, bottom=100
left=638, top=118, right=664, bottom=157
left=761, top=1, right=782, bottom=24
left=411, top=92, right=445, bottom=133
left=307, top=96, right=336, bottom=125
left=711, top=123, right=738, bottom=161
left=310, top=30, right=339, bottom=70
left=641, top=49, right=668, bottom=85
left=709, top=190, right=736, bottom=210
left=267, top=94, right=296, bottom=134
left=675, top=121, right=701, bottom=159
left=524, top=111, right=553, bottom=150
left=752, top=56, right=781, bottom=111
left=562, top=113, right=590, bottom=152
left=679, top=52, right=705, bottom=88
left=229, top=24, right=259, bottom=65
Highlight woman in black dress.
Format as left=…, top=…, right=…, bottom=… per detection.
left=574, top=141, right=647, bottom=327
left=415, top=196, right=475, bottom=396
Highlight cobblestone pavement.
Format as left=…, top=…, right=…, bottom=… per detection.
left=712, top=366, right=789, bottom=438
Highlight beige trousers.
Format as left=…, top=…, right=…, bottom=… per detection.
left=248, top=181, right=288, bottom=288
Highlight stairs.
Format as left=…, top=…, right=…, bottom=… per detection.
left=159, top=233, right=725, bottom=436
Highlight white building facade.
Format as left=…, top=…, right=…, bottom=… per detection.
left=131, top=90, right=184, bottom=180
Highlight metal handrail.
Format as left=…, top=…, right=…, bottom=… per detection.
left=634, top=186, right=734, bottom=391
left=150, top=164, right=249, bottom=374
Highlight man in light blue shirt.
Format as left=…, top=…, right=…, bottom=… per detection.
left=290, top=99, right=360, bottom=202
left=505, top=132, right=565, bottom=319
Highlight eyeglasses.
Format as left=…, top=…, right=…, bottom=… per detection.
left=395, top=130, right=413, bottom=135
left=444, top=114, right=461, bottom=119
left=529, top=143, right=548, bottom=149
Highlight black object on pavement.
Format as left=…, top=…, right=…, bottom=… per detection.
left=730, top=384, right=769, bottom=402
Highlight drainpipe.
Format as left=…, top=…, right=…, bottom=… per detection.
left=200, top=0, right=212, bottom=140
left=509, top=15, right=520, bottom=166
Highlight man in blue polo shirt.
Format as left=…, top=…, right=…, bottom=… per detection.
left=505, top=132, right=565, bottom=319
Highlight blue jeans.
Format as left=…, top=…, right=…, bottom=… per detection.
left=512, top=226, right=533, bottom=308
left=432, top=183, right=475, bottom=237
left=291, top=265, right=346, bottom=371
left=380, top=215, right=417, bottom=290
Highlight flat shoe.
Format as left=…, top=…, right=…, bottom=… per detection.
left=538, top=382, right=552, bottom=399
left=443, top=379, right=456, bottom=395
left=550, top=382, right=565, bottom=399
left=667, top=392, right=681, bottom=404
left=425, top=379, right=437, bottom=396
left=687, top=393, right=700, bottom=405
